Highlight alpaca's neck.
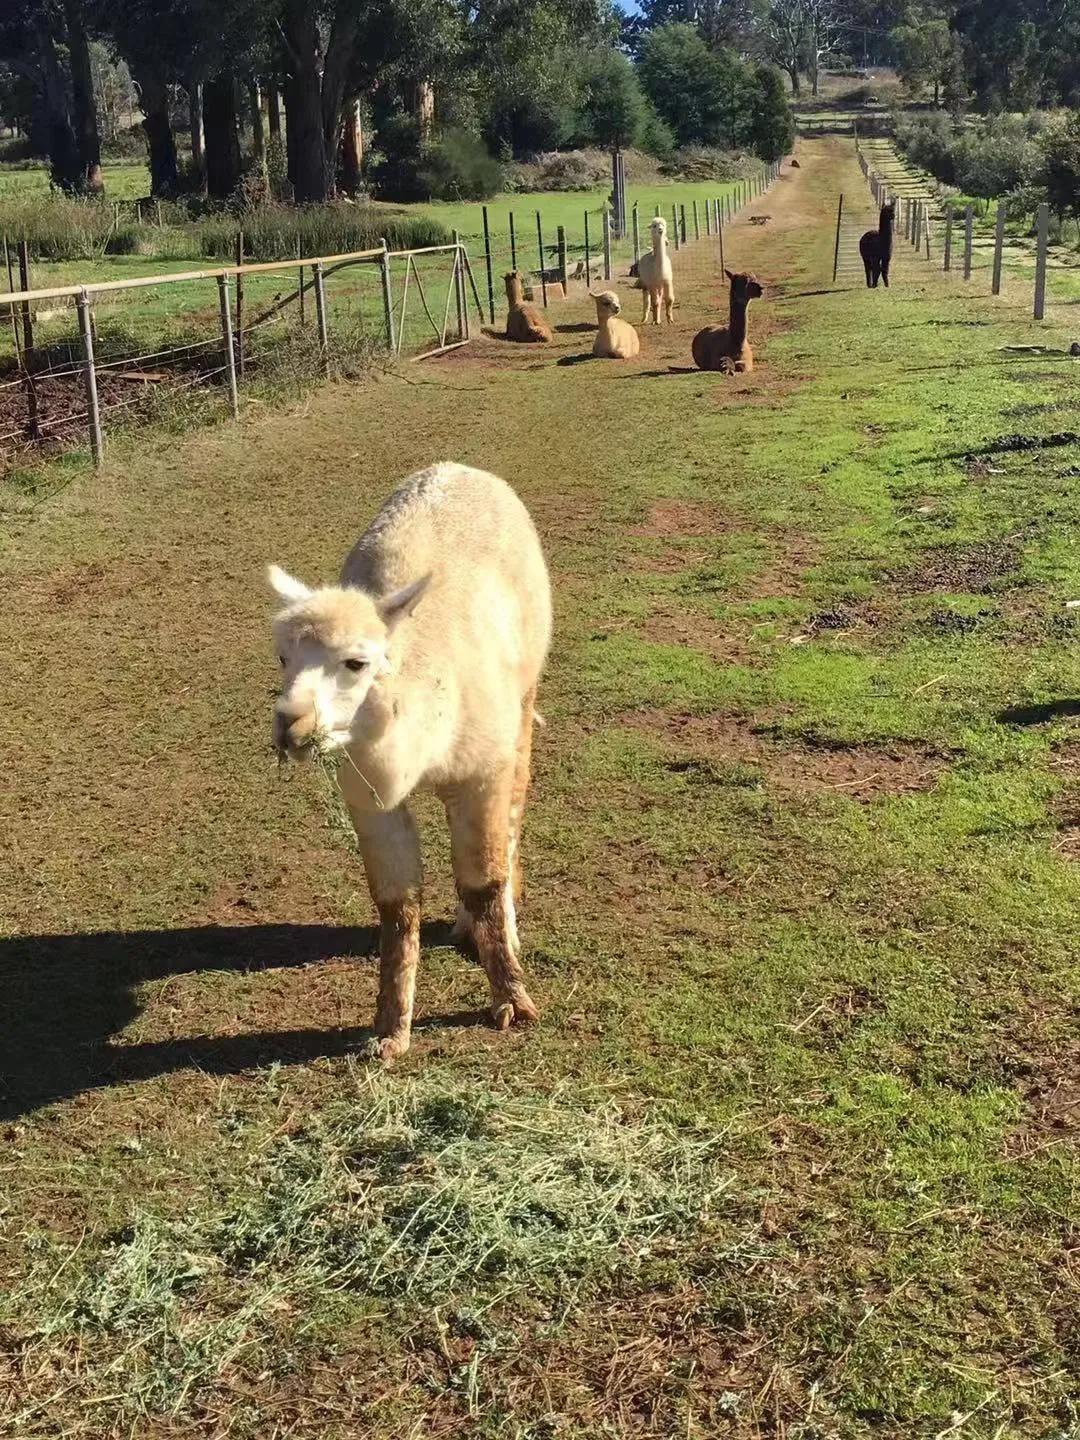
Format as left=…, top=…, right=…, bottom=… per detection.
left=652, top=231, right=664, bottom=257
left=728, top=292, right=750, bottom=348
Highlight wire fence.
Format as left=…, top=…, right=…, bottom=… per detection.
left=852, top=137, right=1080, bottom=330
left=1, top=162, right=781, bottom=469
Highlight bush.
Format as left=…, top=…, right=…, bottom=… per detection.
left=1038, top=110, right=1080, bottom=220
left=371, top=118, right=502, bottom=202
left=744, top=64, right=794, bottom=163
left=661, top=147, right=754, bottom=182
left=639, top=103, right=676, bottom=160
left=417, top=128, right=503, bottom=201
left=196, top=203, right=451, bottom=261
left=894, top=113, right=1040, bottom=198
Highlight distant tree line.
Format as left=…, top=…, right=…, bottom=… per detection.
left=0, top=0, right=800, bottom=205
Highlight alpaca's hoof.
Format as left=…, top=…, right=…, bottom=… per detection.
left=367, top=1030, right=411, bottom=1062
left=491, top=991, right=539, bottom=1031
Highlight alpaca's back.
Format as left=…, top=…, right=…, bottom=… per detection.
left=342, top=464, right=552, bottom=709
left=593, top=316, right=640, bottom=359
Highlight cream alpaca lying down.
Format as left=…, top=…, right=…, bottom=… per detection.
left=592, top=290, right=640, bottom=359
left=269, top=461, right=552, bottom=1059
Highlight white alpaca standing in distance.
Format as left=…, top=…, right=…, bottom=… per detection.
left=268, top=462, right=552, bottom=1060
left=636, top=215, right=675, bottom=325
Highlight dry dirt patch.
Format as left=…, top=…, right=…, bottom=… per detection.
left=616, top=709, right=945, bottom=802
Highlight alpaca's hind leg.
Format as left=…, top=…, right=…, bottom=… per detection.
left=508, top=687, right=537, bottom=912
left=347, top=801, right=424, bottom=1061
left=863, top=258, right=872, bottom=288
left=642, top=289, right=651, bottom=324
left=663, top=285, right=674, bottom=324
left=881, top=259, right=890, bottom=288
left=446, top=769, right=539, bottom=1030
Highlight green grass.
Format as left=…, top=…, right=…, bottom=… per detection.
left=0, top=138, right=1077, bottom=1439
left=0, top=159, right=149, bottom=199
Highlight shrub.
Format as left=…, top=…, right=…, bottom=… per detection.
left=196, top=203, right=450, bottom=261
left=575, top=49, right=648, bottom=152
left=371, top=118, right=503, bottom=202
left=894, top=113, right=1040, bottom=198
left=417, top=128, right=503, bottom=201
left=639, top=103, right=676, bottom=160
left=1038, top=110, right=1080, bottom=220
left=744, top=64, right=794, bottom=163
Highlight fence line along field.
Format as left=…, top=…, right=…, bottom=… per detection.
left=0, top=168, right=776, bottom=468
left=1, top=136, right=1078, bottom=1440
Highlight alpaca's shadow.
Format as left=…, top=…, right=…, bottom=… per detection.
left=0, top=920, right=480, bottom=1119
left=608, top=366, right=702, bottom=379
left=555, top=352, right=598, bottom=366
left=555, top=322, right=596, bottom=334
left=997, top=697, right=1080, bottom=726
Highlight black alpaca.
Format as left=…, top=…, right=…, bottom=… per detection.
left=859, top=202, right=895, bottom=288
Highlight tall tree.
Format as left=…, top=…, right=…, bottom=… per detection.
left=63, top=0, right=103, bottom=191
left=202, top=73, right=241, bottom=197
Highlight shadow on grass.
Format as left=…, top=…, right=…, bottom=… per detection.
left=554, top=322, right=596, bottom=334
left=997, top=697, right=1080, bottom=725
left=0, top=920, right=475, bottom=1118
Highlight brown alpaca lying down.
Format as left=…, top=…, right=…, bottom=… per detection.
left=692, top=269, right=764, bottom=373
left=504, top=270, right=552, bottom=343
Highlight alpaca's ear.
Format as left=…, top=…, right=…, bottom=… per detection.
left=267, top=564, right=312, bottom=604
left=379, top=573, right=432, bottom=629
left=725, top=269, right=734, bottom=281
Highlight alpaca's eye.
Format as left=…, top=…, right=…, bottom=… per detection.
left=344, top=658, right=368, bottom=673
left=278, top=655, right=286, bottom=667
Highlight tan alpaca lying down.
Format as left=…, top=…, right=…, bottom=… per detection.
left=592, top=290, right=640, bottom=359
left=692, top=269, right=763, bottom=373
left=504, top=270, right=552, bottom=343
left=269, top=462, right=552, bottom=1060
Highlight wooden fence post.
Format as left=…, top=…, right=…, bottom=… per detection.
left=832, top=194, right=843, bottom=284
left=692, top=200, right=699, bottom=241
left=584, top=211, right=591, bottom=289
left=632, top=203, right=640, bottom=262
left=296, top=236, right=305, bottom=327
left=718, top=214, right=725, bottom=274
left=963, top=204, right=973, bottom=280
left=16, top=239, right=39, bottom=441
left=379, top=239, right=394, bottom=353
left=557, top=224, right=568, bottom=296
left=509, top=211, right=517, bottom=272
left=943, top=203, right=953, bottom=272
left=312, top=261, right=329, bottom=373
left=217, top=275, right=240, bottom=418
left=235, top=230, right=244, bottom=377
left=537, top=212, right=549, bottom=304
left=991, top=201, right=1005, bottom=295
left=76, top=289, right=103, bottom=466
left=672, top=204, right=680, bottom=250
left=680, top=203, right=687, bottom=243
left=704, top=196, right=711, bottom=237
left=602, top=207, right=612, bottom=280
left=452, top=229, right=466, bottom=337
left=1034, top=203, right=1048, bottom=319
left=482, top=205, right=495, bottom=324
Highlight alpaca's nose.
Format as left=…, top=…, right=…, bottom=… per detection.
left=273, top=697, right=318, bottom=756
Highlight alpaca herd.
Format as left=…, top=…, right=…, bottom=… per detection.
left=502, top=209, right=768, bottom=373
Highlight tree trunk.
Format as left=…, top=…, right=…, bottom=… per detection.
left=787, top=64, right=801, bottom=98
left=34, top=13, right=81, bottom=192
left=189, top=82, right=205, bottom=179
left=933, top=78, right=940, bottom=106
left=64, top=0, right=104, bottom=193
left=249, top=81, right=266, bottom=171
left=267, top=83, right=282, bottom=142
left=137, top=66, right=178, bottom=196
left=319, top=5, right=360, bottom=193
left=203, top=74, right=242, bottom=199
left=283, top=0, right=329, bottom=202
left=339, top=98, right=363, bottom=194
left=417, top=80, right=435, bottom=140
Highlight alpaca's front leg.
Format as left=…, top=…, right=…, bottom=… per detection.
left=446, top=772, right=538, bottom=1030
left=349, top=801, right=423, bottom=1060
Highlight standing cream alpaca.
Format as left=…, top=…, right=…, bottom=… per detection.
left=269, top=462, right=552, bottom=1060
left=592, top=290, right=640, bottom=359
left=636, top=215, right=675, bottom=325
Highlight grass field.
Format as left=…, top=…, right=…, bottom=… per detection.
left=1, top=137, right=1078, bottom=1439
